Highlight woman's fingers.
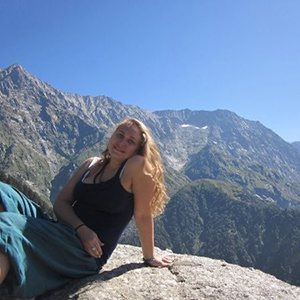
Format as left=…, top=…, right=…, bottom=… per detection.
left=162, top=256, right=172, bottom=264
left=88, top=244, right=102, bottom=258
left=146, top=256, right=172, bottom=267
left=77, top=226, right=104, bottom=258
left=85, top=240, right=104, bottom=258
left=161, top=256, right=172, bottom=266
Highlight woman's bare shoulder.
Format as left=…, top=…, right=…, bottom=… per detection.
left=75, top=156, right=102, bottom=175
left=126, top=155, right=152, bottom=175
left=87, top=156, right=102, bottom=166
left=128, top=155, right=146, bottom=164
left=80, top=156, right=101, bottom=168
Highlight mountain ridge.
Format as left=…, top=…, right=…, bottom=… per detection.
left=292, top=141, right=300, bottom=152
left=1, top=63, right=300, bottom=206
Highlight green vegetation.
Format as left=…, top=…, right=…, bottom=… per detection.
left=184, top=145, right=300, bottom=208
left=0, top=124, right=53, bottom=204
left=0, top=171, right=54, bottom=217
left=122, top=179, right=300, bottom=286
left=159, top=179, right=300, bottom=286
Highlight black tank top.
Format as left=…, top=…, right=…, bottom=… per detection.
left=73, top=161, right=134, bottom=266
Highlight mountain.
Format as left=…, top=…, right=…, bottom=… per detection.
left=162, top=179, right=300, bottom=285
left=0, top=64, right=188, bottom=201
left=1, top=64, right=300, bottom=208
left=292, top=141, right=300, bottom=152
left=1, top=64, right=300, bottom=286
left=0, top=170, right=53, bottom=217
left=154, top=109, right=300, bottom=208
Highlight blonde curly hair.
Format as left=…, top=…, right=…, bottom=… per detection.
left=101, top=118, right=169, bottom=217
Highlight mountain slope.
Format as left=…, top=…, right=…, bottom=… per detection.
left=1, top=63, right=300, bottom=206
left=292, top=141, right=300, bottom=152
left=0, top=64, right=168, bottom=199
left=155, top=109, right=300, bottom=208
left=138, top=179, right=300, bottom=286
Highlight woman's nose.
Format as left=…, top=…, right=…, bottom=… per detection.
left=118, top=139, right=127, bottom=148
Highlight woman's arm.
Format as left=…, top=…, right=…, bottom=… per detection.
left=53, top=157, right=93, bottom=227
left=130, top=156, right=171, bottom=267
left=53, top=157, right=104, bottom=258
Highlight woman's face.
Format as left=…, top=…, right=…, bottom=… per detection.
left=108, top=124, right=142, bottom=162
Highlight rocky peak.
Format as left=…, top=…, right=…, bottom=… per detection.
left=1, top=63, right=31, bottom=87
left=0, top=63, right=25, bottom=77
left=0, top=63, right=54, bottom=97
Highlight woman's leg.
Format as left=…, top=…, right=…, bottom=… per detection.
left=0, top=203, right=5, bottom=212
left=0, top=195, right=10, bottom=284
left=0, top=200, right=10, bottom=284
left=0, top=251, right=10, bottom=284
left=0, top=181, right=50, bottom=219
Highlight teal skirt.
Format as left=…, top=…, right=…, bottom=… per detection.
left=0, top=181, right=100, bottom=299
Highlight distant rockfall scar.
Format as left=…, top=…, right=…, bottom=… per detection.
left=29, top=244, right=300, bottom=300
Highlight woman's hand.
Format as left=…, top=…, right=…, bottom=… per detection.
left=143, top=256, right=172, bottom=267
left=76, top=225, right=104, bottom=258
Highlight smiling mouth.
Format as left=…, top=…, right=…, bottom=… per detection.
left=114, top=146, right=125, bottom=153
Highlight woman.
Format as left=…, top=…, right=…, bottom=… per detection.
left=0, top=118, right=171, bottom=298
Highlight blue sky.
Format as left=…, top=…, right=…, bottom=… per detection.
left=0, top=0, right=299, bottom=142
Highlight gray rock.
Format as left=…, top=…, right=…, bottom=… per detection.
left=34, top=244, right=300, bottom=300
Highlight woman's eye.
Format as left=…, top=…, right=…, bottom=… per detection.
left=128, top=139, right=135, bottom=145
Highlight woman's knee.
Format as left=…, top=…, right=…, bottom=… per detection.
left=0, top=251, right=10, bottom=284
left=0, top=203, right=5, bottom=212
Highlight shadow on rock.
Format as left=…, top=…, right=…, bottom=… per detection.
left=37, top=262, right=145, bottom=300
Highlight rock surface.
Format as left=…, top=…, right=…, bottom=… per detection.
left=32, top=244, right=300, bottom=300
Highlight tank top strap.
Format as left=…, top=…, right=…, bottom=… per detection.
left=118, top=160, right=129, bottom=179
left=81, top=157, right=100, bottom=182
left=81, top=158, right=128, bottom=183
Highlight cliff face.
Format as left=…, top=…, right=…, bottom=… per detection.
left=3, top=244, right=297, bottom=300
